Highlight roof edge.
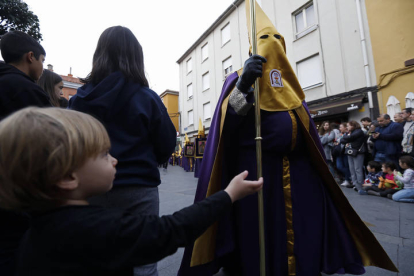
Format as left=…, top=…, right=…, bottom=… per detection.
left=160, top=89, right=179, bottom=98
left=176, top=0, right=244, bottom=64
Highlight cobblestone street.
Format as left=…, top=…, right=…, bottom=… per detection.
left=158, top=165, right=414, bottom=276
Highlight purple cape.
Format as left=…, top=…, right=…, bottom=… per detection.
left=194, top=159, right=202, bottom=178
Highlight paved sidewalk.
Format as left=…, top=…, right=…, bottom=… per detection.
left=157, top=165, right=414, bottom=276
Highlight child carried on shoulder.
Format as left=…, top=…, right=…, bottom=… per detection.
left=0, top=108, right=263, bottom=276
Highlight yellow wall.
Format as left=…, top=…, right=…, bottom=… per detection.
left=365, top=0, right=414, bottom=113
left=162, top=93, right=179, bottom=132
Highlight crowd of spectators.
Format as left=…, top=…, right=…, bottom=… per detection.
left=319, top=109, right=414, bottom=203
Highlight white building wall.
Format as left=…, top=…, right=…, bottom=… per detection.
left=178, top=0, right=376, bottom=138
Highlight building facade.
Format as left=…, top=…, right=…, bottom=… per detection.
left=60, top=74, right=82, bottom=100
left=177, top=0, right=382, bottom=138
left=160, top=89, right=180, bottom=132
left=365, top=0, right=414, bottom=118
left=47, top=64, right=83, bottom=100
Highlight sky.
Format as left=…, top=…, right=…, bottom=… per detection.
left=23, top=0, right=235, bottom=94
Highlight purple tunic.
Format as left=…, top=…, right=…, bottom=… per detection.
left=178, top=72, right=366, bottom=275
left=182, top=157, right=190, bottom=171
left=182, top=149, right=191, bottom=172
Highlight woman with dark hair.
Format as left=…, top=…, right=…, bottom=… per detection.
left=69, top=26, right=176, bottom=276
left=319, top=121, right=336, bottom=176
left=341, top=120, right=366, bottom=192
left=37, top=69, right=63, bottom=107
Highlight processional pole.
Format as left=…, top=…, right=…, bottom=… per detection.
left=249, top=1, right=266, bottom=275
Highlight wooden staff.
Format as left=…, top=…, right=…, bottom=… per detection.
left=249, top=1, right=266, bottom=275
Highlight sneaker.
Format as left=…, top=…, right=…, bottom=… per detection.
left=358, top=190, right=368, bottom=195
left=340, top=180, right=350, bottom=186
left=345, top=184, right=355, bottom=188
left=387, top=194, right=393, bottom=199
left=353, top=187, right=358, bottom=192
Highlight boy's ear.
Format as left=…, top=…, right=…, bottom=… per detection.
left=26, top=51, right=35, bottom=63
left=56, top=173, right=79, bottom=191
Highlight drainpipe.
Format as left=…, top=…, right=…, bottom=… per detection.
left=356, top=0, right=374, bottom=119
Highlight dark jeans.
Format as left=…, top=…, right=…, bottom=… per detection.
left=89, top=185, right=160, bottom=276
left=364, top=186, right=398, bottom=197
left=379, top=189, right=398, bottom=197
left=374, top=153, right=400, bottom=169
left=326, top=160, right=336, bottom=178
left=336, top=154, right=351, bottom=181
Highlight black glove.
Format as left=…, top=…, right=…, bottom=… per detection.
left=236, top=54, right=267, bottom=93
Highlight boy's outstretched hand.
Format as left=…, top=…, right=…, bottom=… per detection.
left=225, top=171, right=263, bottom=203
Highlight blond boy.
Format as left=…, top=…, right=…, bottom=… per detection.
left=0, top=108, right=262, bottom=276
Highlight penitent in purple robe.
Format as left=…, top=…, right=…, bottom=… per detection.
left=181, top=149, right=191, bottom=172
left=178, top=72, right=395, bottom=276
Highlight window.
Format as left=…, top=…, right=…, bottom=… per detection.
left=188, top=110, right=194, bottom=126
left=297, top=54, right=322, bottom=89
left=187, top=83, right=193, bottom=99
left=294, top=2, right=317, bottom=39
left=386, top=96, right=401, bottom=118
left=201, top=43, right=208, bottom=61
left=203, top=102, right=211, bottom=120
left=222, top=57, right=233, bottom=78
left=202, top=72, right=210, bottom=91
left=221, top=23, right=231, bottom=46
left=186, top=58, right=192, bottom=74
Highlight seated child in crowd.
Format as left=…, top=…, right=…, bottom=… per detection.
left=392, top=155, right=414, bottom=203
left=366, top=162, right=402, bottom=198
left=0, top=108, right=263, bottom=276
left=359, top=161, right=382, bottom=195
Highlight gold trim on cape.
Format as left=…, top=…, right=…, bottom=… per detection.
left=190, top=92, right=231, bottom=266
left=282, top=155, right=296, bottom=275
left=294, top=105, right=398, bottom=272
left=288, top=111, right=297, bottom=151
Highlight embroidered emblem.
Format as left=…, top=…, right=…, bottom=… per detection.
left=270, top=69, right=283, bottom=87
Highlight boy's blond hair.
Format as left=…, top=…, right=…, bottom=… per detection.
left=0, top=107, right=110, bottom=210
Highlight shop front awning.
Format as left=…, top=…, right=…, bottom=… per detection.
left=308, top=95, right=365, bottom=119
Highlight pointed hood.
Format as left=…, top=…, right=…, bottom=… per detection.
left=197, top=118, right=205, bottom=137
left=185, top=133, right=190, bottom=144
left=245, top=0, right=305, bottom=111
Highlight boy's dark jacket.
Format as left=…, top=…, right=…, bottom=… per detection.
left=69, top=71, right=176, bottom=187
left=0, top=63, right=51, bottom=275
left=0, top=63, right=51, bottom=120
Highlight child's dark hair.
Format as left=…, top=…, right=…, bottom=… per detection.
left=399, top=155, right=414, bottom=169
left=0, top=31, right=45, bottom=64
left=367, top=161, right=381, bottom=172
left=383, top=162, right=396, bottom=171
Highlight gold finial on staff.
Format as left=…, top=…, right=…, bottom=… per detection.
left=249, top=0, right=266, bottom=275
